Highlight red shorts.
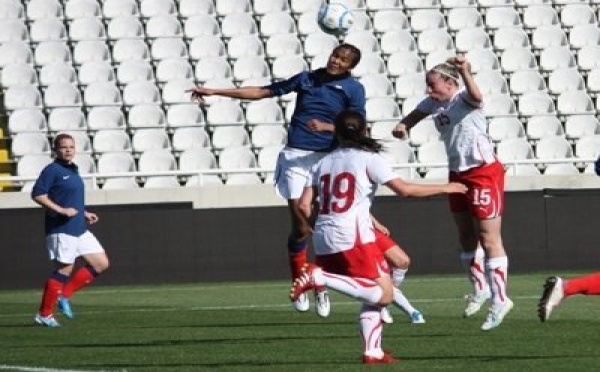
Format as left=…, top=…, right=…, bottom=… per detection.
left=449, top=161, right=505, bottom=220
left=374, top=229, right=397, bottom=253
left=316, top=241, right=390, bottom=279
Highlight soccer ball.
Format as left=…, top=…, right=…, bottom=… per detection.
left=317, top=3, right=354, bottom=36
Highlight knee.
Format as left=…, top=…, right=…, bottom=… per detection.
left=93, top=257, right=110, bottom=274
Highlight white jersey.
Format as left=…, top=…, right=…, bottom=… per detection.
left=416, top=88, right=496, bottom=172
left=308, top=148, right=397, bottom=255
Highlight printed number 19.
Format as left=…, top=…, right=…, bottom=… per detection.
left=320, top=172, right=356, bottom=214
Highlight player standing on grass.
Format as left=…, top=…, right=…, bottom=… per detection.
left=392, top=56, right=513, bottom=330
left=291, top=110, right=466, bottom=364
left=189, top=44, right=366, bottom=315
left=31, top=133, right=110, bottom=327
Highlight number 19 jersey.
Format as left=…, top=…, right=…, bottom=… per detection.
left=309, top=148, right=397, bottom=255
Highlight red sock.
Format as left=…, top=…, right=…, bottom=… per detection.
left=39, top=272, right=68, bottom=317
left=564, top=272, right=600, bottom=296
left=288, top=250, right=307, bottom=280
left=62, top=266, right=98, bottom=298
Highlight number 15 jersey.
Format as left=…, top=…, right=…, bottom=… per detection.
left=308, top=148, right=397, bottom=255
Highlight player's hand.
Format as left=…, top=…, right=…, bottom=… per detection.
left=307, top=119, right=328, bottom=132
left=392, top=123, right=409, bottom=140
left=445, top=182, right=468, bottom=194
left=85, top=211, right=99, bottom=224
left=186, top=86, right=212, bottom=103
left=447, top=56, right=471, bottom=75
left=61, top=207, right=78, bottom=217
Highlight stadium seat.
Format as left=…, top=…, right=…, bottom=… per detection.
left=226, top=34, right=265, bottom=60
left=39, top=63, right=77, bottom=86
left=417, top=28, right=455, bottom=55
left=402, top=94, right=428, bottom=116
left=30, top=18, right=67, bottom=43
left=102, top=0, right=139, bottom=19
left=509, top=70, right=547, bottom=96
left=0, top=19, right=27, bottom=43
left=140, top=0, right=176, bottom=18
left=394, top=72, right=426, bottom=99
left=0, top=42, right=32, bottom=67
left=505, top=164, right=541, bottom=176
left=72, top=154, right=96, bottom=175
left=309, top=52, right=329, bottom=70
left=16, top=154, right=52, bottom=176
left=535, top=136, right=574, bottom=160
left=577, top=45, right=600, bottom=71
left=179, top=0, right=214, bottom=18
left=557, top=91, right=595, bottom=116
left=474, top=70, right=508, bottom=95
left=183, top=15, right=220, bottom=38
left=179, top=148, right=217, bottom=171
left=245, top=100, right=285, bottom=126
left=370, top=121, right=399, bottom=142
left=500, top=48, right=537, bottom=74
left=131, top=129, right=171, bottom=153
left=117, top=60, right=155, bottom=84
left=97, top=152, right=136, bottom=173
left=88, top=107, right=126, bottom=131
left=372, top=10, right=410, bottom=34
left=493, top=27, right=531, bottom=52
left=122, top=81, right=161, bottom=106
left=11, top=132, right=51, bottom=157
left=92, top=130, right=132, bottom=153
left=272, top=56, right=308, bottom=80
left=365, top=97, right=401, bottom=122
left=257, top=145, right=284, bottom=170
left=162, top=78, right=202, bottom=105
left=531, top=26, right=568, bottom=51
left=361, top=74, right=394, bottom=99
left=575, top=135, right=600, bottom=158
left=560, top=4, right=596, bottom=28
left=206, top=101, right=245, bottom=127
left=62, top=131, right=92, bottom=154
left=259, top=12, right=296, bottom=37
left=143, top=176, right=180, bottom=188
left=547, top=69, right=585, bottom=95
left=166, top=104, right=205, bottom=128
left=483, top=93, right=518, bottom=117
left=0, top=0, right=24, bottom=20
left=496, top=138, right=535, bottom=164
left=475, top=0, right=514, bottom=8
left=522, top=5, right=558, bottom=30
left=73, top=41, right=111, bottom=65
left=145, top=15, right=183, bottom=39
left=185, top=175, right=223, bottom=187
left=225, top=173, right=262, bottom=185
left=128, top=105, right=166, bottom=129
left=212, top=127, right=250, bottom=149
left=423, top=167, right=448, bottom=180
left=565, top=116, right=600, bottom=141
left=410, top=9, right=446, bottom=33
left=1, top=64, right=38, bottom=87
left=416, top=140, right=446, bottom=168
left=517, top=92, right=556, bottom=117
left=409, top=118, right=439, bottom=146
left=107, top=16, right=144, bottom=40
left=172, top=127, right=211, bottom=151
left=488, top=117, right=526, bottom=142
left=485, top=7, right=521, bottom=30
left=539, top=47, right=576, bottom=72
left=232, top=56, right=271, bottom=82
left=526, top=116, right=564, bottom=141
left=155, top=58, right=193, bottom=83
left=138, top=149, right=177, bottom=172
left=290, top=0, right=322, bottom=14
left=215, top=0, right=252, bottom=16
left=78, top=61, right=116, bottom=85
left=195, top=57, right=233, bottom=82
left=387, top=52, right=423, bottom=78
left=218, top=146, right=257, bottom=169
left=189, top=35, right=227, bottom=60
left=455, top=28, right=492, bottom=53
left=34, top=42, right=72, bottom=67
left=101, top=177, right=140, bottom=189
left=69, top=17, right=107, bottom=41
left=251, top=126, right=287, bottom=149
left=296, top=11, right=320, bottom=35
left=8, top=109, right=47, bottom=134
left=48, top=108, right=87, bottom=132
left=343, top=31, right=381, bottom=53
left=464, top=48, right=500, bottom=72
left=150, top=38, right=188, bottom=61
left=379, top=30, right=417, bottom=55
left=447, top=8, right=483, bottom=32
left=4, top=85, right=43, bottom=110
left=568, top=24, right=600, bottom=50
left=220, top=13, right=258, bottom=38
left=266, top=34, right=303, bottom=60
left=112, top=39, right=150, bottom=63
left=543, top=163, right=580, bottom=175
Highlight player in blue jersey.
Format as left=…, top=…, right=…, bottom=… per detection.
left=189, top=44, right=366, bottom=314
left=31, top=133, right=110, bottom=327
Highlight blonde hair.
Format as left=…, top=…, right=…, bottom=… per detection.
left=428, top=62, right=460, bottom=84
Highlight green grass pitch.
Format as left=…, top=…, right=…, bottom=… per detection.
left=1, top=272, right=599, bottom=372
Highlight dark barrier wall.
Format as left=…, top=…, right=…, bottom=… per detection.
left=1, top=189, right=598, bottom=289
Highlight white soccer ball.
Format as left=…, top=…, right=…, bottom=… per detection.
left=317, top=3, right=354, bottom=36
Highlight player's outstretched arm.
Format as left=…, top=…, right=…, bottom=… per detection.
left=385, top=178, right=467, bottom=198
left=392, top=110, right=429, bottom=140
left=188, top=86, right=271, bottom=103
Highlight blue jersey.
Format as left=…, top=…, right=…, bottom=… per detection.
left=31, top=160, right=86, bottom=237
left=264, top=69, right=366, bottom=152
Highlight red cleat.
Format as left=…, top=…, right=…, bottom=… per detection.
left=362, top=353, right=400, bottom=364
left=290, top=264, right=324, bottom=302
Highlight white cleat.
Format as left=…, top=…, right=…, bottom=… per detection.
left=481, top=299, right=514, bottom=331
left=410, top=310, right=426, bottom=324
left=293, top=292, right=310, bottom=312
left=380, top=307, right=394, bottom=324
left=464, top=289, right=492, bottom=318
left=315, top=289, right=331, bottom=318
left=538, top=276, right=564, bottom=322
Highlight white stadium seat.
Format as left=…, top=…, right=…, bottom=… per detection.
left=575, top=135, right=600, bottom=158
left=11, top=132, right=51, bottom=157
left=78, top=61, right=116, bottom=85
left=128, top=105, right=166, bottom=129
left=220, top=13, right=258, bottom=38
left=380, top=30, right=417, bottom=55
left=531, top=26, right=568, bottom=51
left=523, top=5, right=558, bottom=29
left=225, top=173, right=262, bottom=185
left=206, top=101, right=245, bottom=127
left=138, top=149, right=176, bottom=172
left=39, top=63, right=77, bottom=86
left=370, top=121, right=399, bottom=142
left=245, top=100, right=285, bottom=126
left=272, top=56, right=308, bottom=80
left=34, top=42, right=72, bottom=67
left=483, top=94, right=517, bottom=117
left=539, top=47, right=576, bottom=72
left=8, top=109, right=47, bottom=134
left=474, top=70, right=508, bottom=95
left=493, top=27, right=531, bottom=52
left=251, top=126, right=287, bottom=148
left=447, top=8, right=483, bottom=32
left=16, top=154, right=52, bottom=176
left=560, top=4, right=596, bottom=28
left=69, top=17, right=107, bottom=41
left=410, top=9, right=446, bottom=33
left=150, top=38, right=188, bottom=60
left=107, top=16, right=145, bottom=40
left=102, top=0, right=139, bottom=19
left=172, top=127, right=211, bottom=151
left=416, top=140, right=446, bottom=167
left=166, top=104, right=205, bottom=128
left=394, top=72, right=426, bottom=99
left=409, top=118, right=440, bottom=146
left=257, top=145, right=284, bottom=170
left=526, top=116, right=564, bottom=141
left=0, top=42, right=33, bottom=67
left=485, top=7, right=521, bottom=30
left=577, top=45, right=600, bottom=71
left=93, top=130, right=132, bottom=153
left=72, top=154, right=96, bottom=175
left=568, top=24, right=600, bottom=50
left=195, top=57, right=233, bottom=82
left=547, top=69, right=585, bottom=95
left=65, top=0, right=101, bottom=19
left=97, top=152, right=136, bottom=173
left=145, top=15, right=183, bottom=39
left=112, top=39, right=150, bottom=63
left=259, top=12, right=297, bottom=37
left=543, top=164, right=580, bottom=175
left=179, top=0, right=214, bottom=18
left=387, top=52, right=423, bottom=78
left=372, top=10, right=410, bottom=34
left=496, top=138, right=535, bottom=163
left=517, top=91, right=556, bottom=117
left=179, top=148, right=217, bottom=171
left=140, top=0, right=176, bottom=18
left=212, top=127, right=250, bottom=149
left=1, top=64, right=37, bottom=87
left=155, top=58, right=193, bottom=83
left=48, top=108, right=87, bottom=132
left=4, top=85, right=43, bottom=110
left=233, top=56, right=271, bottom=82
left=218, top=146, right=257, bottom=169
left=88, top=107, right=126, bottom=131
left=189, top=35, right=227, bottom=60
left=366, top=97, right=401, bottom=122
left=27, top=0, right=63, bottom=19
left=557, top=91, right=595, bottom=116
left=102, top=177, right=140, bottom=189
left=183, top=15, right=220, bottom=38
left=344, top=31, right=381, bottom=53
left=565, top=116, right=600, bottom=141
left=131, top=129, right=171, bottom=153
left=73, top=41, right=111, bottom=65
left=361, top=74, right=395, bottom=99
left=143, top=176, right=180, bottom=188
left=0, top=0, right=24, bottom=20
left=455, top=28, right=492, bottom=53
left=509, top=70, right=547, bottom=96
left=122, top=81, right=161, bottom=106
left=535, top=136, right=574, bottom=160
left=162, top=79, right=200, bottom=105
left=464, top=48, right=500, bottom=73
left=488, top=117, right=525, bottom=142
left=417, top=28, right=455, bottom=55
left=117, top=60, right=155, bottom=84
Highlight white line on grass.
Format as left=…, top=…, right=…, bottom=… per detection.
left=0, top=365, right=125, bottom=372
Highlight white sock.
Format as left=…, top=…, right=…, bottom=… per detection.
left=485, top=256, right=509, bottom=307
left=392, top=287, right=416, bottom=316
left=391, top=268, right=407, bottom=287
left=321, top=271, right=383, bottom=305
left=460, top=246, right=489, bottom=295
left=359, top=303, right=384, bottom=358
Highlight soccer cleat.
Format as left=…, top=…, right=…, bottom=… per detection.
left=410, top=310, right=426, bottom=324
left=57, top=296, right=74, bottom=319
left=463, top=289, right=492, bottom=317
left=362, top=353, right=400, bottom=364
left=538, top=276, right=564, bottom=322
left=290, top=264, right=325, bottom=306
left=380, top=306, right=394, bottom=324
left=34, top=313, right=60, bottom=328
left=481, top=298, right=514, bottom=331
left=314, top=289, right=330, bottom=318
left=293, top=293, right=310, bottom=312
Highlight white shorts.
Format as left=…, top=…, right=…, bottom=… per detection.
left=46, top=231, right=104, bottom=265
left=273, top=147, right=327, bottom=200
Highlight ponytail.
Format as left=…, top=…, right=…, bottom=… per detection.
left=334, top=110, right=382, bottom=153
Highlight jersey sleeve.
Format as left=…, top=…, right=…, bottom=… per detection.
left=31, top=165, right=54, bottom=198
left=262, top=72, right=305, bottom=97
left=415, top=97, right=436, bottom=114
left=366, top=154, right=398, bottom=185
left=459, top=88, right=483, bottom=108
left=347, top=81, right=366, bottom=118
